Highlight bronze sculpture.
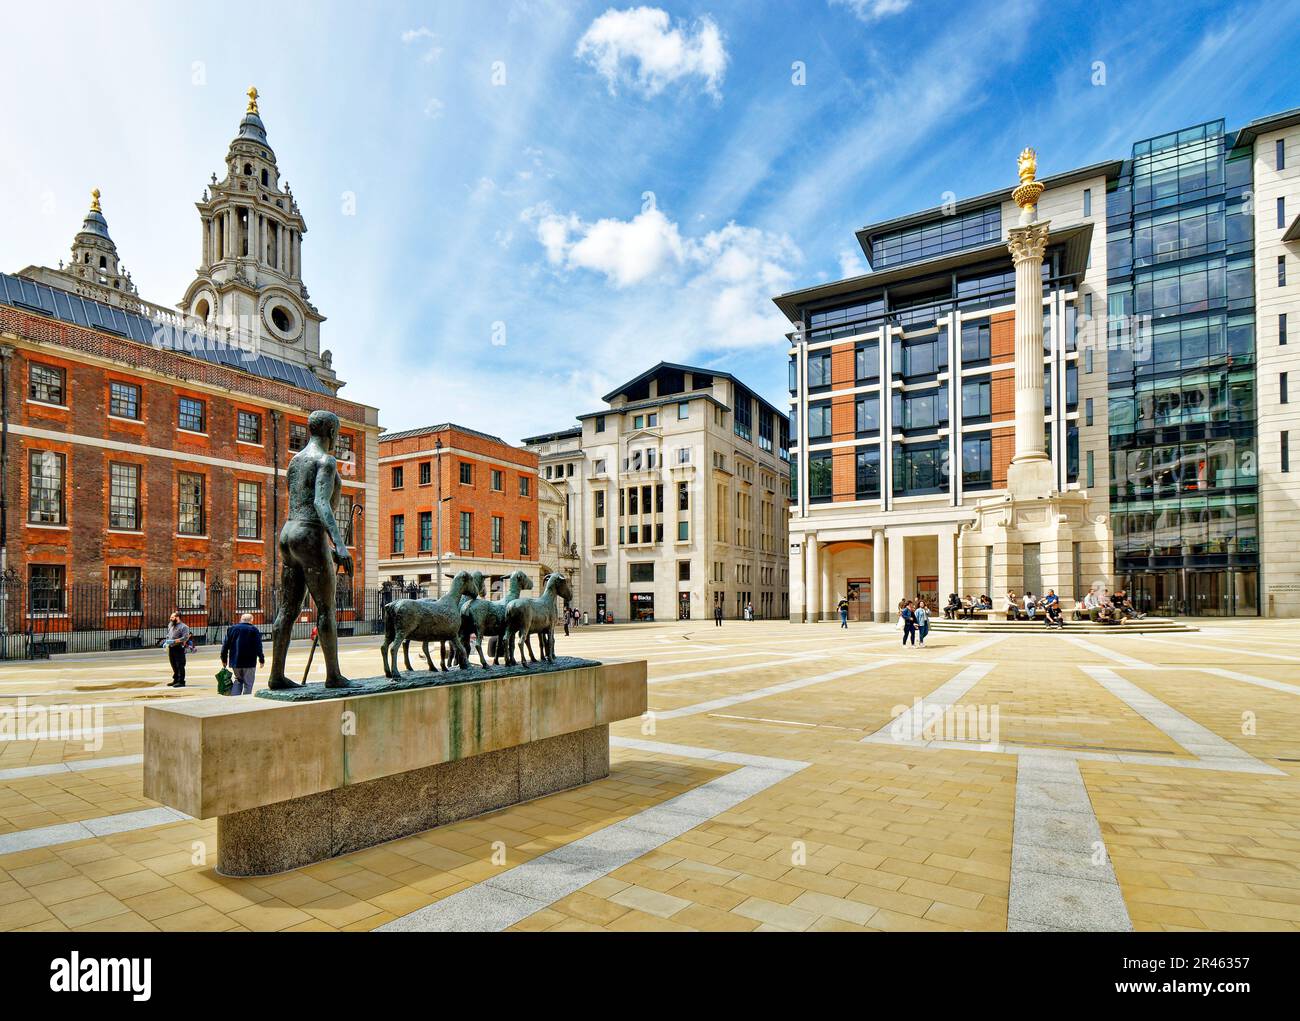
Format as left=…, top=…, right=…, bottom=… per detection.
left=461, top=568, right=533, bottom=668
left=502, top=573, right=572, bottom=666
left=380, top=570, right=481, bottom=679
left=267, top=410, right=353, bottom=690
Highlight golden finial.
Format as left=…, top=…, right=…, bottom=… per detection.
left=246, top=86, right=259, bottom=114
left=90, top=188, right=101, bottom=212
left=1017, top=147, right=1038, bottom=185
left=1012, top=146, right=1044, bottom=217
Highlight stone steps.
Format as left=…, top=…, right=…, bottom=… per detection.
left=928, top=617, right=1197, bottom=634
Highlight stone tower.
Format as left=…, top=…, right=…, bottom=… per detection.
left=65, top=189, right=138, bottom=299
left=180, top=87, right=337, bottom=387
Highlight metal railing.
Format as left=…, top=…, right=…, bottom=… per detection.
left=0, top=572, right=406, bottom=659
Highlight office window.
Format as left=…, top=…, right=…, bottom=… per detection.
left=491, top=469, right=503, bottom=491
left=854, top=341, right=879, bottom=380
left=237, top=410, right=262, bottom=444
left=1282, top=313, right=1289, bottom=346
left=855, top=394, right=880, bottom=432
left=391, top=465, right=404, bottom=489
left=594, top=458, right=606, bottom=474
left=459, top=511, right=472, bottom=550
left=236, top=571, right=261, bottom=611
left=237, top=481, right=261, bottom=539
left=109, top=462, right=139, bottom=530
left=28, top=451, right=65, bottom=524
left=334, top=434, right=353, bottom=461
left=177, top=472, right=205, bottom=535
left=678, top=481, right=689, bottom=511
left=289, top=422, right=308, bottom=451
left=28, top=363, right=65, bottom=404
left=629, top=563, right=654, bottom=583
left=808, top=403, right=832, bottom=440
left=960, top=321, right=991, bottom=362
left=595, top=415, right=605, bottom=432
left=391, top=514, right=405, bottom=554
left=961, top=379, right=991, bottom=419
left=678, top=401, right=690, bottom=419
left=519, top=475, right=530, bottom=497
left=109, top=380, right=140, bottom=419
left=178, top=396, right=205, bottom=433
left=491, top=516, right=502, bottom=554
left=1085, top=346, right=1094, bottom=373
left=1085, top=397, right=1094, bottom=426
left=855, top=448, right=880, bottom=499
left=419, top=461, right=431, bottom=485
left=808, top=452, right=833, bottom=500
left=1282, top=431, right=1291, bottom=472
left=109, top=567, right=142, bottom=612
left=1087, top=449, right=1095, bottom=488
left=1280, top=256, right=1287, bottom=288
left=633, top=415, right=644, bottom=429
left=1283, top=372, right=1290, bottom=405
left=177, top=569, right=206, bottom=609
left=647, top=414, right=658, bottom=428
left=962, top=436, right=993, bottom=485
left=520, top=520, right=530, bottom=556
left=678, top=561, right=690, bottom=581
left=808, top=349, right=832, bottom=388
left=29, top=565, right=65, bottom=612
left=677, top=520, right=689, bottom=541
left=595, top=564, right=607, bottom=584
left=1083, top=188, right=1092, bottom=217
left=545, top=465, right=553, bottom=479
left=459, top=462, right=473, bottom=485
left=1279, top=197, right=1287, bottom=230
left=416, top=511, right=432, bottom=552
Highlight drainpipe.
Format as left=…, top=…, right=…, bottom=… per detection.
left=269, top=410, right=281, bottom=585
left=0, top=345, right=12, bottom=578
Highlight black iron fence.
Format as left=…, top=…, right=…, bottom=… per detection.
left=0, top=572, right=423, bottom=659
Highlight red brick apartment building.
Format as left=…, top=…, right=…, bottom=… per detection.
left=0, top=91, right=380, bottom=653
left=378, top=424, right=540, bottom=597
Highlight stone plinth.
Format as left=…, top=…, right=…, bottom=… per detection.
left=142, top=660, right=647, bottom=876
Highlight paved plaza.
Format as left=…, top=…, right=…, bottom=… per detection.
left=1, top=619, right=1299, bottom=933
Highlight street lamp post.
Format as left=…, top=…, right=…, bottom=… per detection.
left=435, top=437, right=443, bottom=598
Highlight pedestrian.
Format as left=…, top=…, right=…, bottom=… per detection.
left=164, top=610, right=191, bottom=687
left=900, top=601, right=917, bottom=647
left=220, top=612, right=264, bottom=695
left=714, top=602, right=724, bottom=627
left=915, top=601, right=931, bottom=647
left=837, top=596, right=849, bottom=628
left=745, top=601, right=754, bottom=621
left=562, top=604, right=571, bottom=637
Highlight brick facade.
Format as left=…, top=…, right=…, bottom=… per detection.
left=378, top=425, right=539, bottom=592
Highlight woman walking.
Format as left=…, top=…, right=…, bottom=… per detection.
left=915, top=601, right=931, bottom=647
left=900, top=600, right=917, bottom=648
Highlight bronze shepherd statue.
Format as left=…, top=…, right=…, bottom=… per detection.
left=267, top=409, right=354, bottom=689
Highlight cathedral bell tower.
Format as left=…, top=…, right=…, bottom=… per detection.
left=67, top=189, right=138, bottom=298
left=181, top=87, right=337, bottom=387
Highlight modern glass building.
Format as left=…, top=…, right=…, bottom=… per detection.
left=777, top=107, right=1300, bottom=619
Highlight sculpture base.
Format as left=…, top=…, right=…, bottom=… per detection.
left=218, top=724, right=610, bottom=877
left=1005, top=455, right=1055, bottom=500
left=142, top=660, right=648, bottom=877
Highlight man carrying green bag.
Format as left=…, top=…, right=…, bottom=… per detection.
left=216, top=666, right=234, bottom=696
left=220, top=613, right=265, bottom=696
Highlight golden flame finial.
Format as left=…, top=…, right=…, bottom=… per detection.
left=90, top=188, right=101, bottom=213
left=1017, top=147, right=1038, bottom=185
left=246, top=86, right=259, bottom=115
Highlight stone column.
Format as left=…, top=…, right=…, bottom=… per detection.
left=938, top=525, right=957, bottom=605
left=887, top=532, right=906, bottom=616
left=790, top=539, right=806, bottom=623
left=1006, top=221, right=1054, bottom=498
left=804, top=538, right=821, bottom=623
left=871, top=530, right=887, bottom=622
left=820, top=551, right=833, bottom=621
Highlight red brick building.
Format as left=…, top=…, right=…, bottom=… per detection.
left=378, top=424, right=539, bottom=598
left=0, top=91, right=380, bottom=652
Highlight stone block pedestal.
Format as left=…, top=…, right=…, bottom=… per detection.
left=142, top=661, right=647, bottom=876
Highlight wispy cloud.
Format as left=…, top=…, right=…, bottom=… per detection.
left=830, top=0, right=912, bottom=22
left=575, top=6, right=728, bottom=98
left=400, top=26, right=442, bottom=63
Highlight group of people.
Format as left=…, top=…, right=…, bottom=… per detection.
left=942, top=593, right=995, bottom=619
left=162, top=610, right=265, bottom=693
left=897, top=597, right=934, bottom=647
left=1003, top=590, right=1068, bottom=629
left=1078, top=587, right=1145, bottom=624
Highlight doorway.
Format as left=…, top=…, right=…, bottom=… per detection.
left=845, top=578, right=871, bottom=621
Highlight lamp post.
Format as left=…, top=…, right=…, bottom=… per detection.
left=435, top=437, right=443, bottom=598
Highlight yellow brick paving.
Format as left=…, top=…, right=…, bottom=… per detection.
left=1, top=619, right=1298, bottom=931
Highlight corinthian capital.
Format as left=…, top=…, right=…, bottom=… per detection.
left=1007, top=221, right=1051, bottom=265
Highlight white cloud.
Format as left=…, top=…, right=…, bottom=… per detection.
left=525, top=203, right=799, bottom=348
left=830, top=0, right=912, bottom=22
left=423, top=97, right=445, bottom=119
left=838, top=246, right=867, bottom=277
left=401, top=27, right=443, bottom=63
left=575, top=7, right=728, bottom=98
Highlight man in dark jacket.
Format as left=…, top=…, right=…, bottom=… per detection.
left=221, top=613, right=265, bottom=695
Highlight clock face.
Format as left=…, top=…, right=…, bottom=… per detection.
left=261, top=295, right=302, bottom=342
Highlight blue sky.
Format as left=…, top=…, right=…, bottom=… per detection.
left=3, top=0, right=1298, bottom=441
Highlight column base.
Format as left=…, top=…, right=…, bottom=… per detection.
left=1006, top=456, right=1055, bottom=499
